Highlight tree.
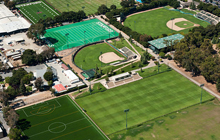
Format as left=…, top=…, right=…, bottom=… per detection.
left=110, top=4, right=116, bottom=10
left=216, top=79, right=220, bottom=92
left=7, top=109, right=19, bottom=127
left=159, top=52, right=166, bottom=58
left=35, top=77, right=43, bottom=91
left=21, top=49, right=37, bottom=65
left=8, top=128, right=22, bottom=140
left=19, top=80, right=26, bottom=95
left=44, top=71, right=53, bottom=81
left=0, top=92, right=9, bottom=107
left=98, top=4, right=109, bottom=14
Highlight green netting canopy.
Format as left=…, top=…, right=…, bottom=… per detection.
left=148, top=34, right=184, bottom=50
left=81, top=69, right=96, bottom=80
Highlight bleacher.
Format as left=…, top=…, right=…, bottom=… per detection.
left=120, top=47, right=137, bottom=59
left=196, top=10, right=220, bottom=25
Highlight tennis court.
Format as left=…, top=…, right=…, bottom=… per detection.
left=44, top=18, right=119, bottom=52
left=16, top=95, right=108, bottom=140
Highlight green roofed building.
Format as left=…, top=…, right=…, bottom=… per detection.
left=148, top=34, right=184, bottom=53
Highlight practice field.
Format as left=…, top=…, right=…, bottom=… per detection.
left=76, top=67, right=214, bottom=135
left=124, top=8, right=209, bottom=37
left=45, top=0, right=121, bottom=15
left=16, top=96, right=108, bottom=140
left=74, top=43, right=125, bottom=70
left=16, top=1, right=59, bottom=24
left=175, top=21, right=194, bottom=28
left=44, top=19, right=119, bottom=52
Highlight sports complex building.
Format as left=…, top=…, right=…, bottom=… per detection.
left=148, top=34, right=184, bottom=53
left=0, top=4, right=30, bottom=34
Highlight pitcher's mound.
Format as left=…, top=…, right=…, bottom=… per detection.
left=99, top=52, right=124, bottom=63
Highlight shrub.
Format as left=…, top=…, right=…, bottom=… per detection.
left=166, top=54, right=172, bottom=60
left=151, top=56, right=155, bottom=60
left=159, top=52, right=166, bottom=58
left=154, top=61, right=159, bottom=65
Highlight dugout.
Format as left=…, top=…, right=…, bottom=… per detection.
left=81, top=69, right=96, bottom=80
left=148, top=34, right=184, bottom=54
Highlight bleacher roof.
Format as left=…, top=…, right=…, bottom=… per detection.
left=148, top=34, right=184, bottom=50
left=0, top=4, right=30, bottom=33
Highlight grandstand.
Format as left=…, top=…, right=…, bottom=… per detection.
left=120, top=47, right=137, bottom=59
left=195, top=10, right=219, bottom=25
left=0, top=4, right=30, bottom=34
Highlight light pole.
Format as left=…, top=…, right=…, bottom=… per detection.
left=84, top=31, right=86, bottom=45
left=100, top=52, right=102, bottom=67
left=200, top=84, right=204, bottom=104
left=124, top=109, right=129, bottom=130
left=67, top=4, right=69, bottom=12
left=65, top=33, right=69, bottom=48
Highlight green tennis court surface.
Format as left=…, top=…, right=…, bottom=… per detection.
left=16, top=96, right=107, bottom=140
left=16, top=1, right=59, bottom=24
left=44, top=18, right=119, bottom=52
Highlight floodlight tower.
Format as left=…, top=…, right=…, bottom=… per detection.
left=200, top=84, right=204, bottom=104
left=124, top=109, right=129, bottom=130
left=65, top=33, right=69, bottom=48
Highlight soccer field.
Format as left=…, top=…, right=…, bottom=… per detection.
left=16, top=1, right=59, bottom=24
left=124, top=8, right=209, bottom=37
left=76, top=66, right=214, bottom=135
left=44, top=19, right=119, bottom=52
left=74, top=43, right=125, bottom=70
left=45, top=0, right=121, bottom=15
left=16, top=96, right=108, bottom=140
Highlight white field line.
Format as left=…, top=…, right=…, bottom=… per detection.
left=29, top=118, right=86, bottom=138
left=67, top=95, right=109, bottom=140
left=32, top=102, right=49, bottom=109
left=55, top=99, right=61, bottom=107
left=42, top=1, right=59, bottom=16
left=22, top=109, right=29, bottom=117
left=19, top=9, right=35, bottom=24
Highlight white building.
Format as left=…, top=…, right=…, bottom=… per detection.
left=0, top=4, right=30, bottom=34
left=63, top=70, right=80, bottom=84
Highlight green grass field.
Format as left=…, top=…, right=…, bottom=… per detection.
left=16, top=96, right=108, bottom=140
left=175, top=21, right=194, bottom=28
left=44, top=18, right=119, bottom=51
left=76, top=66, right=213, bottom=135
left=124, top=8, right=209, bottom=37
left=74, top=43, right=125, bottom=70
left=16, top=1, right=59, bottom=24
left=45, top=0, right=121, bottom=15
left=109, top=99, right=220, bottom=139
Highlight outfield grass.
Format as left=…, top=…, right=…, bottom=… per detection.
left=16, top=1, right=59, bottom=24
left=124, top=8, right=209, bottom=37
left=175, top=21, right=194, bottom=28
left=16, top=96, right=107, bottom=140
left=45, top=0, right=121, bottom=15
left=74, top=43, right=125, bottom=70
left=76, top=67, right=213, bottom=135
left=181, top=8, right=197, bottom=15
left=109, top=99, right=220, bottom=139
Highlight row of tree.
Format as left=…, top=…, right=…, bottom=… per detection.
left=174, top=23, right=220, bottom=91
left=21, top=48, right=55, bottom=66
left=197, top=2, right=220, bottom=16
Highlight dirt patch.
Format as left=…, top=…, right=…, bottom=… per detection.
left=166, top=18, right=199, bottom=31
left=99, top=52, right=124, bottom=63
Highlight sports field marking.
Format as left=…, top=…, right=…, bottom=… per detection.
left=29, top=118, right=86, bottom=138
left=19, top=9, right=35, bottom=24
left=67, top=96, right=108, bottom=140
left=22, top=109, right=29, bottom=117
left=32, top=101, right=49, bottom=109
left=51, top=125, right=92, bottom=140
left=41, top=1, right=59, bottom=15
left=55, top=99, right=61, bottom=107
left=31, top=111, right=79, bottom=128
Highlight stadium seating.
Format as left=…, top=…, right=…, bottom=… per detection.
left=196, top=10, right=220, bottom=25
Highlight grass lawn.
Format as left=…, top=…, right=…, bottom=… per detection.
left=164, top=6, right=173, bottom=9
left=16, top=1, right=59, bottom=24
left=76, top=67, right=213, bottom=135
left=74, top=43, right=125, bottom=70
left=16, top=96, right=107, bottom=140
left=181, top=8, right=197, bottom=15
left=45, top=0, right=121, bottom=15
left=109, top=99, right=220, bottom=139
left=175, top=21, right=194, bottom=28
left=124, top=8, right=209, bottom=37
